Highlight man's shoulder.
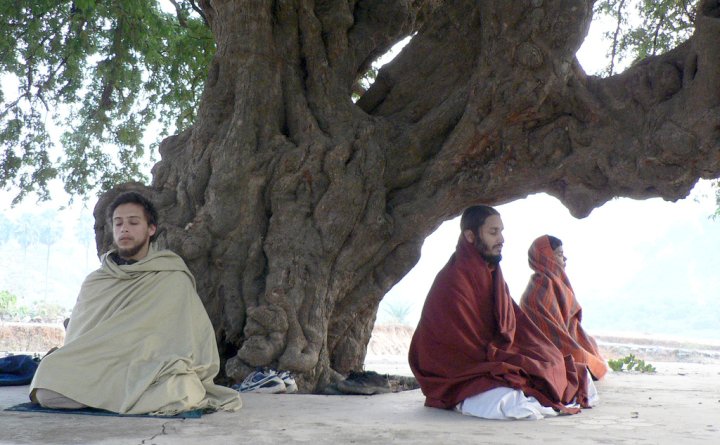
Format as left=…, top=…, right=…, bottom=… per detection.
left=144, top=248, right=191, bottom=269
left=430, top=259, right=490, bottom=296
left=142, top=246, right=183, bottom=261
left=144, top=248, right=197, bottom=286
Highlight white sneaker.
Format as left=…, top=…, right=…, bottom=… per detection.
left=234, top=370, right=286, bottom=393
left=274, top=369, right=298, bottom=393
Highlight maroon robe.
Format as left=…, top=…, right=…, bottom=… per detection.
left=408, top=237, right=588, bottom=413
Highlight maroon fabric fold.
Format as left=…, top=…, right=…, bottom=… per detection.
left=520, top=236, right=608, bottom=380
left=408, top=237, right=587, bottom=413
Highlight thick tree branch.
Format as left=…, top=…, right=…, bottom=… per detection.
left=344, top=0, right=425, bottom=85
left=395, top=2, right=720, bottom=220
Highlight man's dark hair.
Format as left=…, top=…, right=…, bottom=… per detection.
left=107, top=191, right=159, bottom=241
left=460, top=205, right=500, bottom=234
left=547, top=235, right=562, bottom=251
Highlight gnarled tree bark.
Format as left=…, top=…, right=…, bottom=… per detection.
left=94, top=0, right=720, bottom=391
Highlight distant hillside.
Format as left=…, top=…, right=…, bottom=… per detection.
left=368, top=324, right=720, bottom=364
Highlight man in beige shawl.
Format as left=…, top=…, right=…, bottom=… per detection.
left=30, top=192, right=241, bottom=415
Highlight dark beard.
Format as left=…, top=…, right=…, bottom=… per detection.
left=118, top=242, right=144, bottom=259
left=474, top=237, right=502, bottom=265
left=482, top=253, right=502, bottom=265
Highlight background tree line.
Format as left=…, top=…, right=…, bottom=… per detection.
left=0, top=209, right=93, bottom=321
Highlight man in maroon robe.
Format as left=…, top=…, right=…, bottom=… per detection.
left=408, top=205, right=589, bottom=418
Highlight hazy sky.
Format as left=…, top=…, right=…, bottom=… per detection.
left=380, top=181, right=720, bottom=341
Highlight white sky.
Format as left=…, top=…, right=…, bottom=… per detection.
left=382, top=181, right=720, bottom=334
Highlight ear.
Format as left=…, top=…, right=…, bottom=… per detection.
left=148, top=224, right=157, bottom=237
left=462, top=229, right=475, bottom=244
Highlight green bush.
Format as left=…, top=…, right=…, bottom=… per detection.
left=0, top=290, right=18, bottom=312
left=382, top=302, right=413, bottom=325
left=608, top=354, right=656, bottom=373
left=1, top=290, right=70, bottom=321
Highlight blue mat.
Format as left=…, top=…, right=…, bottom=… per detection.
left=5, top=402, right=203, bottom=418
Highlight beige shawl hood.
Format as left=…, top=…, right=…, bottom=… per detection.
left=30, top=247, right=241, bottom=415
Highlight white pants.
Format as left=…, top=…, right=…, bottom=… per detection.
left=35, top=388, right=87, bottom=409
left=457, top=370, right=599, bottom=420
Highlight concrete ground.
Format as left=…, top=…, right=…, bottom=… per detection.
left=1, top=361, right=719, bottom=445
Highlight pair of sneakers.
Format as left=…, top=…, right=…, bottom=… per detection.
left=233, top=368, right=298, bottom=394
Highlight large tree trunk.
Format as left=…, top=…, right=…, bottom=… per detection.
left=95, top=0, right=720, bottom=391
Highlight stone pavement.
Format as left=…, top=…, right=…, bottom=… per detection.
left=1, top=361, right=719, bottom=445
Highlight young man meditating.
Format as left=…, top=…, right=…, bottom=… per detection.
left=408, top=205, right=594, bottom=420
left=30, top=191, right=241, bottom=415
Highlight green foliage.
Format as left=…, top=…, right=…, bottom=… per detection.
left=594, top=0, right=696, bottom=76
left=0, top=0, right=214, bottom=203
left=0, top=289, right=18, bottom=312
left=0, top=290, right=70, bottom=321
left=608, top=354, right=657, bottom=373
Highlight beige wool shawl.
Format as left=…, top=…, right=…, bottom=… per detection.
left=30, top=247, right=241, bottom=415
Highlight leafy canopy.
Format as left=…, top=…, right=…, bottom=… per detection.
left=0, top=0, right=213, bottom=203
left=0, top=0, right=700, bottom=204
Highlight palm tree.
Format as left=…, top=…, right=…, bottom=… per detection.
left=37, top=210, right=63, bottom=299
left=382, top=302, right=413, bottom=325
left=0, top=213, right=13, bottom=246
left=14, top=213, right=39, bottom=263
left=74, top=211, right=95, bottom=272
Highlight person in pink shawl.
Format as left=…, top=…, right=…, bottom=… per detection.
left=520, top=235, right=608, bottom=380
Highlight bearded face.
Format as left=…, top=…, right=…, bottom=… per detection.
left=473, top=214, right=504, bottom=265
left=112, top=203, right=157, bottom=261
left=475, top=236, right=502, bottom=265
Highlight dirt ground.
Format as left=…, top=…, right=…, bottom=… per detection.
left=3, top=323, right=720, bottom=444
left=2, top=360, right=719, bottom=444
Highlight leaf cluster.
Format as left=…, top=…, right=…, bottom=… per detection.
left=0, top=289, right=17, bottom=312
left=593, top=0, right=696, bottom=76
left=0, top=0, right=213, bottom=203
left=608, top=354, right=657, bottom=372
